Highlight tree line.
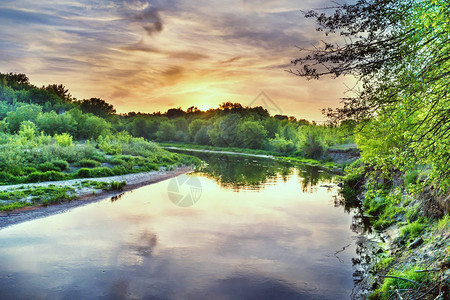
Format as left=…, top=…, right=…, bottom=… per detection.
left=0, top=72, right=354, bottom=160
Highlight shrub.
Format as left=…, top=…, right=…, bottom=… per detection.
left=108, top=157, right=126, bottom=166
left=0, top=171, right=19, bottom=184
left=267, top=135, right=296, bottom=154
left=110, top=181, right=126, bottom=190
left=25, top=171, right=67, bottom=183
left=400, top=220, right=426, bottom=240
left=301, top=134, right=324, bottom=159
left=75, top=158, right=101, bottom=168
left=404, top=169, right=419, bottom=186
left=89, top=167, right=114, bottom=177
left=370, top=265, right=430, bottom=300
left=52, top=159, right=69, bottom=171
left=111, top=166, right=128, bottom=175
left=75, top=168, right=91, bottom=178
left=53, top=133, right=73, bottom=147
left=39, top=162, right=60, bottom=172
left=21, top=167, right=38, bottom=174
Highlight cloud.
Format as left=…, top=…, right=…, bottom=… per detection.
left=0, top=0, right=353, bottom=121
left=130, top=6, right=164, bottom=36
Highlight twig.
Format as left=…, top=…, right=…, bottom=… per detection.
left=334, top=243, right=351, bottom=263
left=416, top=280, right=442, bottom=299
left=378, top=275, right=420, bottom=285
left=414, top=269, right=441, bottom=273
left=396, top=289, right=404, bottom=300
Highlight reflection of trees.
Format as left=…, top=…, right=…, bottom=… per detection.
left=297, top=165, right=333, bottom=193
left=196, top=153, right=291, bottom=190
left=192, top=152, right=338, bottom=194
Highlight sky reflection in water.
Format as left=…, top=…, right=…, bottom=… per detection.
left=0, top=155, right=356, bottom=299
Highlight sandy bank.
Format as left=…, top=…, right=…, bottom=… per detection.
left=0, top=166, right=193, bottom=229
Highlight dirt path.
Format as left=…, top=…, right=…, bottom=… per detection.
left=0, top=167, right=192, bottom=229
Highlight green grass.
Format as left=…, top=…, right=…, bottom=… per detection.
left=0, top=186, right=76, bottom=211
left=400, top=219, right=427, bottom=241
left=80, top=180, right=126, bottom=191
left=369, top=265, right=431, bottom=300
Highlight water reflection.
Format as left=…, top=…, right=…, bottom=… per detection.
left=194, top=152, right=334, bottom=192
left=0, top=154, right=358, bottom=299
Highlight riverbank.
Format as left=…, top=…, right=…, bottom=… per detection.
left=341, top=168, right=450, bottom=299
left=0, top=166, right=193, bottom=229
left=163, top=143, right=358, bottom=174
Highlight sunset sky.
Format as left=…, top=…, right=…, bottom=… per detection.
left=0, top=0, right=354, bottom=121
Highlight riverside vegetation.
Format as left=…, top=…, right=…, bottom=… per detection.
left=0, top=72, right=356, bottom=211
left=292, top=0, right=449, bottom=298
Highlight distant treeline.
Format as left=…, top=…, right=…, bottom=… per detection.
left=0, top=72, right=354, bottom=158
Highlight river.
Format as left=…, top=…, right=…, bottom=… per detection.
left=0, top=153, right=362, bottom=299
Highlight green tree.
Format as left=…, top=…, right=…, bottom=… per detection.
left=236, top=120, right=267, bottom=149
left=208, top=114, right=240, bottom=147
left=79, top=98, right=116, bottom=118
left=156, top=121, right=176, bottom=141
left=6, top=104, right=42, bottom=133
left=189, top=119, right=207, bottom=138
left=18, top=120, right=37, bottom=143
left=292, top=0, right=450, bottom=188
left=83, top=115, right=111, bottom=139
left=36, top=111, right=78, bottom=135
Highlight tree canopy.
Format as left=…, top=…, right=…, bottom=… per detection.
left=292, top=0, right=450, bottom=190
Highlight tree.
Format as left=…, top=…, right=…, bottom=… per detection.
left=236, top=120, right=267, bottom=149
left=156, top=121, right=176, bottom=141
left=79, top=98, right=116, bottom=117
left=188, top=119, right=207, bottom=138
left=83, top=115, right=111, bottom=139
left=207, top=114, right=241, bottom=147
left=292, top=0, right=450, bottom=187
left=45, top=84, right=72, bottom=102
left=6, top=104, right=42, bottom=133
left=36, top=111, right=77, bottom=135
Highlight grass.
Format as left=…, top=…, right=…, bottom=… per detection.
left=80, top=180, right=126, bottom=191
left=400, top=219, right=426, bottom=241
left=369, top=265, right=431, bottom=300
left=0, top=186, right=75, bottom=211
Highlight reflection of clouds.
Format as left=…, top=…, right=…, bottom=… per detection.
left=0, top=162, right=355, bottom=299
left=186, top=273, right=314, bottom=300
left=129, top=231, right=158, bottom=258
left=0, top=0, right=354, bottom=120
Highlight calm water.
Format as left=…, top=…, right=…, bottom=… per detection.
left=0, top=154, right=359, bottom=299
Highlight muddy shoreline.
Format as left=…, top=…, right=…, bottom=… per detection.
left=0, top=167, right=193, bottom=229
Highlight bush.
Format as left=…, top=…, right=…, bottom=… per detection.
left=110, top=181, right=126, bottom=190
left=75, top=158, right=101, bottom=168
left=108, top=157, right=126, bottom=166
left=21, top=167, right=38, bottom=174
left=25, top=171, right=67, bottom=183
left=301, top=134, right=324, bottom=159
left=400, top=220, right=426, bottom=240
left=267, top=135, right=296, bottom=154
left=404, top=169, right=419, bottom=186
left=39, top=162, right=60, bottom=172
left=89, top=167, right=114, bottom=177
left=370, top=265, right=430, bottom=300
left=53, top=133, right=73, bottom=147
left=52, top=159, right=69, bottom=171
left=75, top=168, right=91, bottom=178
left=0, top=171, right=19, bottom=184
